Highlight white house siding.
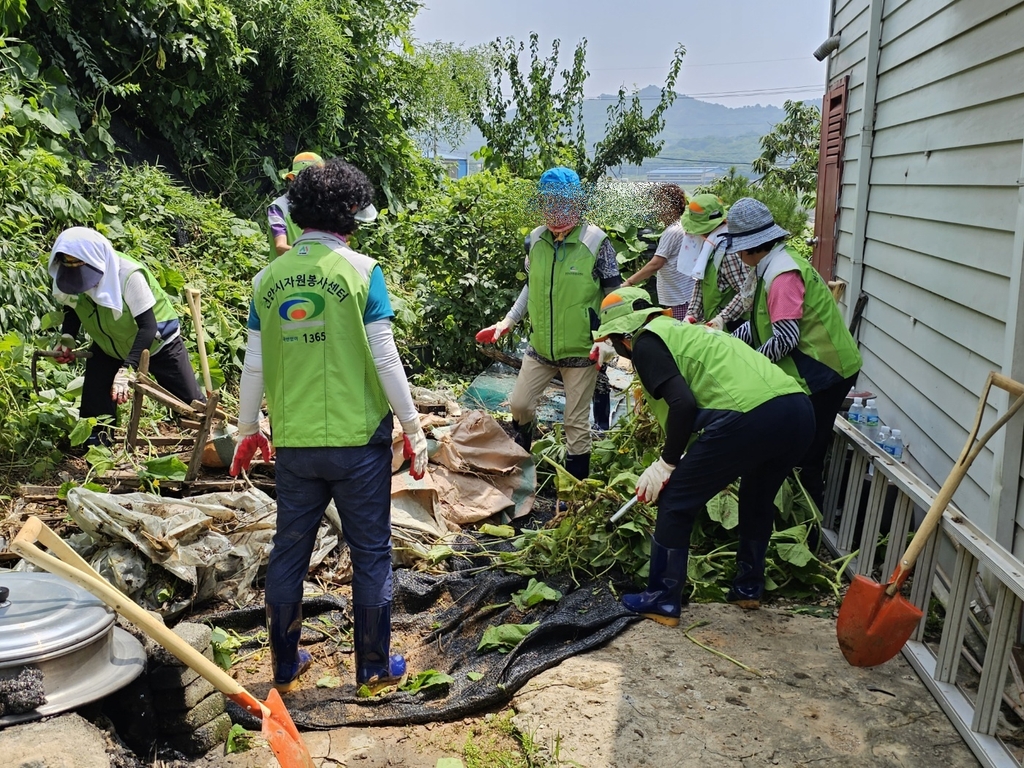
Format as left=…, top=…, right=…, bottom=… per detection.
left=829, top=0, right=1024, bottom=545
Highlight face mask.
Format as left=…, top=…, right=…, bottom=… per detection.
left=611, top=336, right=632, bottom=360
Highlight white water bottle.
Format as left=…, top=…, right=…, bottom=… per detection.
left=847, top=397, right=863, bottom=428
left=875, top=425, right=890, bottom=449
left=885, top=429, right=904, bottom=460
left=862, top=399, right=879, bottom=436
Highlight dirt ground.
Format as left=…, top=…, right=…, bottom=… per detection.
left=167, top=603, right=981, bottom=768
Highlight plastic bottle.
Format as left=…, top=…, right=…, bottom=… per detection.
left=875, top=425, right=890, bottom=449
left=890, top=429, right=904, bottom=460
left=862, top=399, right=879, bottom=437
left=847, top=397, right=863, bottom=428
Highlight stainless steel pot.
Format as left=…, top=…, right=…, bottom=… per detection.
left=0, top=571, right=146, bottom=726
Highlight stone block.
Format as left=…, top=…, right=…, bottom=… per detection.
left=145, top=622, right=212, bottom=667
left=159, top=692, right=226, bottom=735
left=165, top=711, right=232, bottom=756
left=148, top=646, right=214, bottom=690
left=153, top=674, right=216, bottom=713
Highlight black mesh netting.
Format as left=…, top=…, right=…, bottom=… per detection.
left=208, top=541, right=639, bottom=729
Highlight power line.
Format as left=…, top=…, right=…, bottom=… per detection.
left=589, top=56, right=816, bottom=72
left=585, top=84, right=822, bottom=101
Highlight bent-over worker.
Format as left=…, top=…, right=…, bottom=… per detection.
left=48, top=227, right=204, bottom=446
left=594, top=288, right=815, bottom=622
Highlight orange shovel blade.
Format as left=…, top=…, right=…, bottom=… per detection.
left=228, top=688, right=315, bottom=768
left=836, top=574, right=924, bottom=667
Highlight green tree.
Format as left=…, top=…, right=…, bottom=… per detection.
left=408, top=41, right=492, bottom=157
left=700, top=168, right=808, bottom=240
left=471, top=33, right=684, bottom=181
left=751, top=99, right=821, bottom=206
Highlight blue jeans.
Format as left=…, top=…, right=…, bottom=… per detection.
left=266, top=418, right=394, bottom=606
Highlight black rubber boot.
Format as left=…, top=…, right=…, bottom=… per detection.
left=565, top=452, right=591, bottom=480
left=266, top=602, right=312, bottom=692
left=726, top=538, right=770, bottom=610
left=354, top=603, right=407, bottom=686
left=511, top=419, right=533, bottom=452
left=592, top=385, right=611, bottom=434
left=621, top=537, right=689, bottom=626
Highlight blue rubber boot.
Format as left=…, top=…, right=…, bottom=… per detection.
left=621, top=537, right=689, bottom=626
left=266, top=602, right=312, bottom=693
left=354, top=603, right=407, bottom=685
left=726, top=539, right=770, bottom=610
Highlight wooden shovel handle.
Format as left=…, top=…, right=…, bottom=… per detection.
left=11, top=516, right=266, bottom=717
left=185, top=288, right=214, bottom=396
left=887, top=372, right=1024, bottom=594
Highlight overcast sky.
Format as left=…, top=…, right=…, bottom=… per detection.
left=412, top=0, right=831, bottom=107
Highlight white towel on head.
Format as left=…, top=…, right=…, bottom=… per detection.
left=49, top=227, right=124, bottom=319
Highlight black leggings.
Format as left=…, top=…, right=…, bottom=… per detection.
left=80, top=336, right=205, bottom=422
left=654, top=393, right=816, bottom=549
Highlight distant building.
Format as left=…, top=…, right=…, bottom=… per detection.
left=439, top=155, right=469, bottom=179
left=645, top=166, right=727, bottom=186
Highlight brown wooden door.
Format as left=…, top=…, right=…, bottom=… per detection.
left=812, top=76, right=849, bottom=281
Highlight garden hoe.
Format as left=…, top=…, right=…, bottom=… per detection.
left=836, top=372, right=1024, bottom=668
left=12, top=516, right=315, bottom=768
left=31, top=348, right=92, bottom=394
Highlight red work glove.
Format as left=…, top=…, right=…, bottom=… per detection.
left=52, top=334, right=76, bottom=364
left=589, top=340, right=616, bottom=369
left=475, top=317, right=512, bottom=344
left=403, top=428, right=428, bottom=480
left=230, top=432, right=272, bottom=476
left=683, top=316, right=697, bottom=324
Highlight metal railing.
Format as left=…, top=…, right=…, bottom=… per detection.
left=822, top=418, right=1024, bottom=768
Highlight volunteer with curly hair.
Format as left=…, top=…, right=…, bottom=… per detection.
left=593, top=288, right=814, bottom=621
left=47, top=227, right=205, bottom=446
left=232, top=158, right=426, bottom=692
left=622, top=184, right=693, bottom=319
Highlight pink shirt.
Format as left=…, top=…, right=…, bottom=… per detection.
left=767, top=272, right=805, bottom=321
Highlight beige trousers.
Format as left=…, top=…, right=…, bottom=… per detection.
left=509, top=354, right=598, bottom=455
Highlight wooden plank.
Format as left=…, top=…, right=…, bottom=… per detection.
left=869, top=143, right=1024, bottom=189
left=867, top=184, right=1019, bottom=234
left=879, top=0, right=1022, bottom=79
left=872, top=96, right=1024, bottom=158
left=856, top=361, right=994, bottom=526
left=934, top=545, right=977, bottom=683
left=126, top=349, right=150, bottom=450
left=973, top=585, right=1022, bottom=734
left=860, top=265, right=1005, bottom=365
left=859, top=238, right=1009, bottom=322
left=864, top=212, right=1015, bottom=277
left=186, top=392, right=220, bottom=483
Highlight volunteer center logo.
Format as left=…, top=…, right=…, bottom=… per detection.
left=279, top=292, right=326, bottom=322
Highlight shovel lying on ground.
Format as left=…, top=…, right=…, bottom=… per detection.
left=836, top=372, right=1024, bottom=668
left=12, top=516, right=315, bottom=768
left=31, top=348, right=92, bottom=393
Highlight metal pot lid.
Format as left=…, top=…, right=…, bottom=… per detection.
left=0, top=572, right=114, bottom=666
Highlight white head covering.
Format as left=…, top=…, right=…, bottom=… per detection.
left=49, top=227, right=124, bottom=319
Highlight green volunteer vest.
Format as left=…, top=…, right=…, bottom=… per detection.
left=526, top=223, right=607, bottom=360
left=256, top=236, right=390, bottom=447
left=751, top=245, right=862, bottom=393
left=74, top=255, right=178, bottom=361
left=638, top=314, right=805, bottom=433
left=267, top=198, right=303, bottom=262
left=702, top=247, right=735, bottom=322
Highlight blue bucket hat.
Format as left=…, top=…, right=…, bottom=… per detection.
left=538, top=167, right=582, bottom=197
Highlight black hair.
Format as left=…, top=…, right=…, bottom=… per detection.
left=287, top=159, right=374, bottom=235
left=747, top=236, right=787, bottom=256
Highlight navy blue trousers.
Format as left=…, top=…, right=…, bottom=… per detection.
left=654, top=393, right=816, bottom=549
left=266, top=417, right=394, bottom=606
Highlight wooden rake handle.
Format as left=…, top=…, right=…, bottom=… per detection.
left=11, top=516, right=266, bottom=717
left=185, top=288, right=214, bottom=397
left=887, top=372, right=1024, bottom=595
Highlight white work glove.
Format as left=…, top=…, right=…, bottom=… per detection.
left=475, top=317, right=514, bottom=345
left=589, top=340, right=616, bottom=368
left=111, top=367, right=133, bottom=404
left=402, top=425, right=429, bottom=480
left=705, top=315, right=725, bottom=331
left=636, top=458, right=676, bottom=503
left=52, top=333, right=76, bottom=364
